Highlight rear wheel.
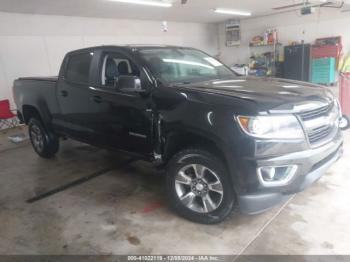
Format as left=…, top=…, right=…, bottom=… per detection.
left=28, top=118, right=59, bottom=158
left=166, top=148, right=235, bottom=224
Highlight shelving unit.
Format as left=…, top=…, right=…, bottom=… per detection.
left=249, top=42, right=282, bottom=77
left=249, top=43, right=282, bottom=48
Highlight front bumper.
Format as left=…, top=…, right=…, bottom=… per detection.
left=238, top=131, right=343, bottom=214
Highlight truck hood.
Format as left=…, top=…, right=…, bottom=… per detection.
left=176, top=77, right=335, bottom=113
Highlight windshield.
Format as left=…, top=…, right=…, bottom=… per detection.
left=138, top=48, right=236, bottom=84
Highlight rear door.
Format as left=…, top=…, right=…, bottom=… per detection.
left=56, top=50, right=98, bottom=142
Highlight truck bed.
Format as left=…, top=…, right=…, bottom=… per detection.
left=18, top=76, right=58, bottom=82
left=13, top=76, right=60, bottom=125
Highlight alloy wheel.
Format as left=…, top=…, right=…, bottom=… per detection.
left=174, top=164, right=224, bottom=213
left=30, top=125, right=44, bottom=152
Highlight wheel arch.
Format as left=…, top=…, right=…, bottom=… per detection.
left=22, top=104, right=52, bottom=131
left=22, top=105, right=42, bottom=124
left=163, top=131, right=232, bottom=174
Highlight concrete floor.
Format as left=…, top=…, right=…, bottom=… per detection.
left=0, top=127, right=350, bottom=256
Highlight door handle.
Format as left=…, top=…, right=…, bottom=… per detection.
left=91, top=95, right=103, bottom=103
left=60, top=90, right=68, bottom=97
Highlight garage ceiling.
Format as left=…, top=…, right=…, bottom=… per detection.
left=0, top=0, right=320, bottom=23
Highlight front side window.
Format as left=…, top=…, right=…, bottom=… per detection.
left=138, top=48, right=235, bottom=84
left=65, top=52, right=93, bottom=84
left=101, top=53, right=140, bottom=87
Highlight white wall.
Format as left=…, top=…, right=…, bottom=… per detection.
left=0, top=12, right=219, bottom=106
left=3, top=8, right=349, bottom=107
left=218, top=9, right=350, bottom=66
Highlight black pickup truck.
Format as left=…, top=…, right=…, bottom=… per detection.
left=13, top=45, right=343, bottom=224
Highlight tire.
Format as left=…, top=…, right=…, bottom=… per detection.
left=166, top=148, right=236, bottom=224
left=28, top=118, right=59, bottom=158
left=340, top=115, right=350, bottom=130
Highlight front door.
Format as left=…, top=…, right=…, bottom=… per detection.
left=88, top=50, right=153, bottom=156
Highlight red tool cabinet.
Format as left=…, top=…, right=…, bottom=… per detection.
left=340, top=73, right=350, bottom=116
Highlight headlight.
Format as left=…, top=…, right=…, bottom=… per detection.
left=237, top=115, right=304, bottom=139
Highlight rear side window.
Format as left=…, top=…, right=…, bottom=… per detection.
left=65, top=52, right=93, bottom=84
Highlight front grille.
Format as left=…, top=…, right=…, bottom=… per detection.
left=298, top=103, right=333, bottom=121
left=308, top=125, right=333, bottom=144
left=297, top=101, right=338, bottom=147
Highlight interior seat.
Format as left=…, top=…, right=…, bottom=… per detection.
left=118, top=61, right=129, bottom=76
left=105, top=58, right=119, bottom=86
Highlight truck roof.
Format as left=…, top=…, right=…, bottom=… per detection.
left=66, top=45, right=194, bottom=55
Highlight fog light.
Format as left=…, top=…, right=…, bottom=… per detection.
left=260, top=167, right=276, bottom=181
left=258, top=165, right=298, bottom=187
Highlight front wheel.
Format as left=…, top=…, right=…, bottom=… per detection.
left=166, top=148, right=236, bottom=224
left=28, top=118, right=59, bottom=158
left=340, top=115, right=350, bottom=130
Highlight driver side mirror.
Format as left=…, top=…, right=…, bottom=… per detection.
left=116, top=76, right=144, bottom=93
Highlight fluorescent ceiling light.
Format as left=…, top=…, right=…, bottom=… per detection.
left=108, top=0, right=172, bottom=7
left=214, top=8, right=252, bottom=16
